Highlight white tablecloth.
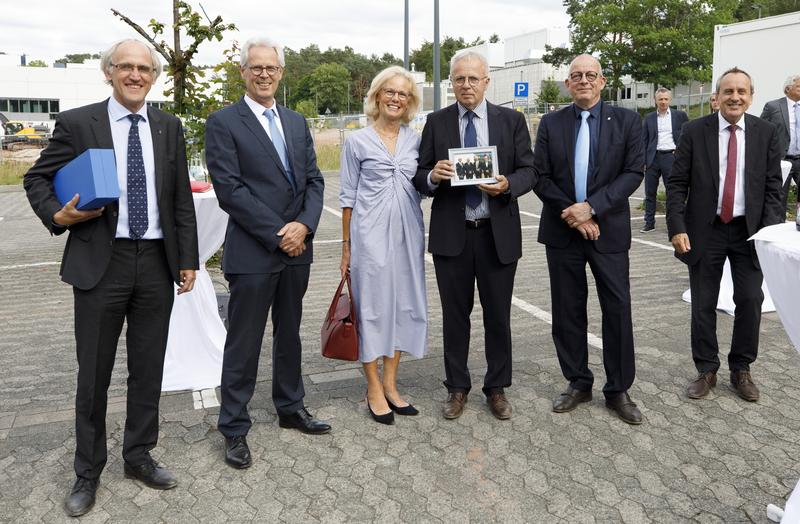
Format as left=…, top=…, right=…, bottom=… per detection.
left=162, top=190, right=228, bottom=391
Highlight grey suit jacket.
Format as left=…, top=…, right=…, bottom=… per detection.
left=205, top=98, right=324, bottom=274
left=24, top=100, right=199, bottom=290
left=760, top=97, right=793, bottom=156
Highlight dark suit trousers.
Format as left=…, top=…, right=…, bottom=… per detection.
left=217, top=265, right=310, bottom=437
left=644, top=151, right=675, bottom=226
left=72, top=239, right=174, bottom=479
left=545, top=241, right=635, bottom=396
left=433, top=224, right=516, bottom=396
left=688, top=217, right=762, bottom=374
left=781, top=157, right=800, bottom=216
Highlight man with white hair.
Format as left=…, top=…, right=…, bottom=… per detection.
left=414, top=49, right=535, bottom=421
left=205, top=37, right=327, bottom=470
left=760, top=74, right=800, bottom=215
left=24, top=39, right=198, bottom=516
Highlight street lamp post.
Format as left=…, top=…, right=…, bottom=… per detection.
left=753, top=3, right=763, bottom=18
left=404, top=0, right=409, bottom=70
left=433, top=0, right=440, bottom=111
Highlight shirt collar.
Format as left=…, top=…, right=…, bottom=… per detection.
left=718, top=110, right=745, bottom=132
left=108, top=95, right=148, bottom=123
left=658, top=108, right=671, bottom=117
left=457, top=98, right=487, bottom=120
left=572, top=100, right=602, bottom=120
left=244, top=94, right=277, bottom=117
left=788, top=96, right=800, bottom=108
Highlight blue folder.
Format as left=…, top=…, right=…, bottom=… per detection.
left=54, top=149, right=119, bottom=210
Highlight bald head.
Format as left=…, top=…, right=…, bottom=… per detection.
left=566, top=54, right=606, bottom=109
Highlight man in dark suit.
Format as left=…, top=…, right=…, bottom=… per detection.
left=414, top=49, right=534, bottom=421
left=24, top=39, right=198, bottom=517
left=760, top=74, right=800, bottom=216
left=667, top=67, right=783, bottom=402
left=641, top=87, right=688, bottom=232
left=205, top=37, right=327, bottom=470
left=532, top=54, right=644, bottom=425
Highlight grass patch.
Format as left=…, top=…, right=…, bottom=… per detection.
left=315, top=144, right=341, bottom=172
left=0, top=161, right=32, bottom=185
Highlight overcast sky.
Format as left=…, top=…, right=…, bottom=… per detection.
left=2, top=0, right=569, bottom=65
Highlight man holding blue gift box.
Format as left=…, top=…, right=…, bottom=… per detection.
left=24, top=39, right=199, bottom=517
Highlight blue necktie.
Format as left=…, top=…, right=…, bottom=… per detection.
left=126, top=114, right=148, bottom=239
left=463, top=110, right=481, bottom=209
left=574, top=110, right=591, bottom=203
left=791, top=102, right=800, bottom=156
left=264, top=108, right=296, bottom=191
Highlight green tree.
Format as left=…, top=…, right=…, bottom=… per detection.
left=309, top=63, right=350, bottom=114
left=54, top=53, right=101, bottom=65
left=26, top=60, right=48, bottom=67
left=735, top=0, right=800, bottom=20
left=537, top=78, right=571, bottom=105
left=409, top=36, right=484, bottom=80
left=295, top=99, right=318, bottom=118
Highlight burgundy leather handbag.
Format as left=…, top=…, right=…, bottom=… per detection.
left=321, top=273, right=359, bottom=361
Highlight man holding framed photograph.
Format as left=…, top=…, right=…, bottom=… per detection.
left=414, top=49, right=535, bottom=421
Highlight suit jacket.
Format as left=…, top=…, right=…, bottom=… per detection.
left=665, top=113, right=784, bottom=266
left=533, top=103, right=644, bottom=254
left=413, top=101, right=535, bottom=264
left=760, top=97, right=793, bottom=156
left=24, top=100, right=199, bottom=290
left=205, top=98, right=324, bottom=274
left=643, top=109, right=689, bottom=166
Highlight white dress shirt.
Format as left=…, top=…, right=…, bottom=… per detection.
left=108, top=95, right=163, bottom=239
left=243, top=94, right=287, bottom=144
left=717, top=111, right=746, bottom=218
left=787, top=96, right=799, bottom=155
left=656, top=109, right=676, bottom=151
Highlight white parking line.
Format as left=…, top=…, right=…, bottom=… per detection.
left=0, top=261, right=60, bottom=271
left=631, top=238, right=673, bottom=251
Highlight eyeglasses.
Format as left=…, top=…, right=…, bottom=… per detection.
left=569, top=71, right=600, bottom=83
left=452, top=76, right=487, bottom=87
left=111, top=63, right=154, bottom=75
left=247, top=65, right=283, bottom=76
left=382, top=89, right=410, bottom=101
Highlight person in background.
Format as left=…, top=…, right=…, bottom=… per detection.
left=760, top=74, right=800, bottom=217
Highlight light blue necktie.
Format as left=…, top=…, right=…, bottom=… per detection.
left=791, top=102, right=800, bottom=156
left=574, top=110, right=590, bottom=203
left=463, top=110, right=481, bottom=209
left=263, top=108, right=296, bottom=191
left=126, top=114, right=148, bottom=239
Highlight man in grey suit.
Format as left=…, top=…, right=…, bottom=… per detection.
left=205, top=36, right=327, bottom=470
left=24, top=39, right=198, bottom=516
left=760, top=74, right=800, bottom=216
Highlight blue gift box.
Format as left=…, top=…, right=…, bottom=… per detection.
left=54, top=149, right=119, bottom=210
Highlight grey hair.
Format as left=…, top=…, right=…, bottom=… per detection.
left=241, top=37, right=285, bottom=68
left=100, top=39, right=163, bottom=83
left=716, top=67, right=754, bottom=95
left=449, top=49, right=488, bottom=77
left=655, top=87, right=672, bottom=96
left=784, top=74, right=800, bottom=93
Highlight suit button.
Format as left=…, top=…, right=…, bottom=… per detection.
left=112, top=211, right=118, bottom=217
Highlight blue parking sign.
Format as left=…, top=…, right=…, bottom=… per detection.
left=514, top=82, right=529, bottom=97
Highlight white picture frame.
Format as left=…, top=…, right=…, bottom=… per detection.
left=448, top=145, right=499, bottom=186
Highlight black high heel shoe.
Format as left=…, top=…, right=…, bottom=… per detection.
left=385, top=396, right=419, bottom=416
left=366, top=397, right=395, bottom=425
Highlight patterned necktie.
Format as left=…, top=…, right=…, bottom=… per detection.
left=264, top=108, right=296, bottom=191
left=126, top=114, right=148, bottom=239
left=463, top=110, right=481, bottom=209
left=791, top=103, right=800, bottom=155
left=720, top=124, right=738, bottom=223
left=574, top=110, right=591, bottom=203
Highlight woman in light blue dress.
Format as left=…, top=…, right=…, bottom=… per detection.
left=339, top=66, right=427, bottom=425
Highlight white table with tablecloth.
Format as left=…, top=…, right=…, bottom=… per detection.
left=161, top=190, right=228, bottom=391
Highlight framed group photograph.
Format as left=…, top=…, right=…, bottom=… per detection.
left=448, top=146, right=499, bottom=186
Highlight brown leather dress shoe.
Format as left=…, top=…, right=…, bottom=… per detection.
left=605, top=392, right=643, bottom=425
left=687, top=371, right=717, bottom=399
left=443, top=392, right=467, bottom=419
left=730, top=370, right=759, bottom=402
left=552, top=386, right=592, bottom=413
left=487, top=392, right=512, bottom=420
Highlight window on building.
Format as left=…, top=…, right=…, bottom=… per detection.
left=620, top=87, right=632, bottom=100
left=0, top=98, right=61, bottom=114
left=0, top=100, right=7, bottom=111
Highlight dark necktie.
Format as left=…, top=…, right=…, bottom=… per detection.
left=720, top=124, right=738, bottom=223
left=126, top=114, right=148, bottom=239
left=463, top=110, right=481, bottom=209
left=264, top=108, right=296, bottom=191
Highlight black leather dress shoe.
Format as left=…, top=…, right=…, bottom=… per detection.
left=278, top=408, right=331, bottom=434
left=605, top=392, right=643, bottom=425
left=552, top=386, right=592, bottom=413
left=224, top=435, right=252, bottom=469
left=124, top=457, right=178, bottom=490
left=64, top=477, right=98, bottom=517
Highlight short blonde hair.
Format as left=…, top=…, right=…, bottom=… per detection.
left=364, top=66, right=420, bottom=124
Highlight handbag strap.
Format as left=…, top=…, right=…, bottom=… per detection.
left=326, top=274, right=348, bottom=321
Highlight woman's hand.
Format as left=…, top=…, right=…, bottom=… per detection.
left=340, top=241, right=351, bottom=278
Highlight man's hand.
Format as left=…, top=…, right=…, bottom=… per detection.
left=478, top=174, right=509, bottom=196
left=278, top=221, right=310, bottom=256
left=671, top=233, right=691, bottom=254
left=561, top=202, right=593, bottom=228
left=576, top=218, right=600, bottom=241
left=430, top=160, right=455, bottom=184
left=52, top=194, right=104, bottom=226
left=177, top=269, right=196, bottom=295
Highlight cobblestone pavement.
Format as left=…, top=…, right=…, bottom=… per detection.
left=1, top=177, right=799, bottom=523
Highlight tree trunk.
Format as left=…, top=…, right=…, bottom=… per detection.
left=172, top=0, right=184, bottom=113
